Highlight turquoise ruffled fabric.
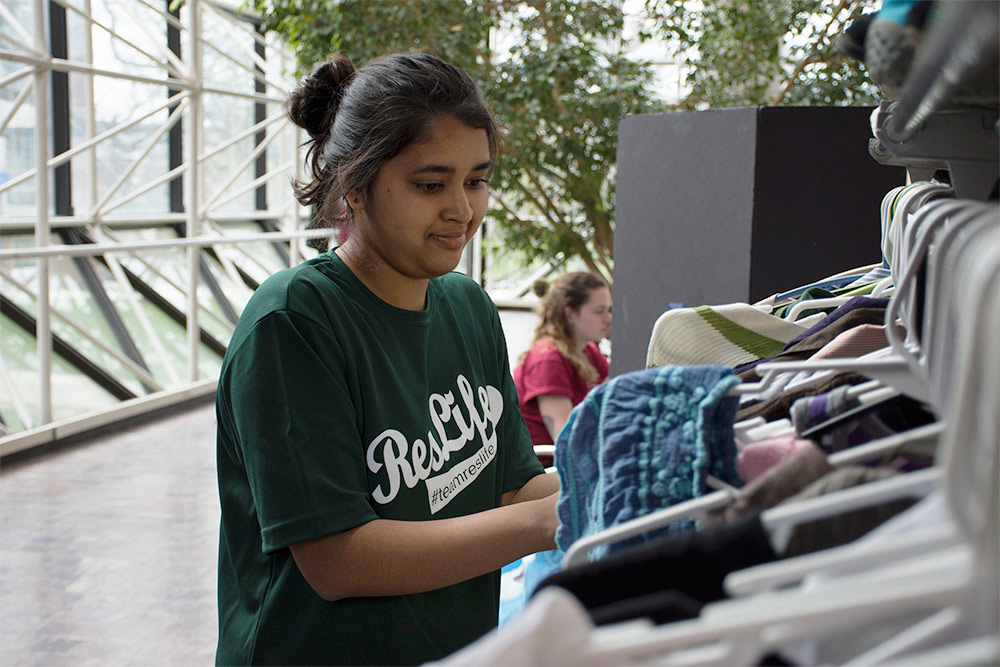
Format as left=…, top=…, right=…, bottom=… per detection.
left=555, top=365, right=741, bottom=559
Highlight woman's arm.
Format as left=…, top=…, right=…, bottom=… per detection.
left=502, top=470, right=560, bottom=505
left=536, top=394, right=574, bottom=444
left=290, top=492, right=558, bottom=601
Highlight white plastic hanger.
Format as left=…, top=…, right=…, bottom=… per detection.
left=892, top=199, right=977, bottom=337
left=783, top=295, right=852, bottom=322
left=559, top=204, right=999, bottom=666
left=760, top=466, right=941, bottom=554
left=741, top=418, right=794, bottom=442
left=881, top=201, right=994, bottom=407
left=870, top=275, right=895, bottom=297
left=726, top=506, right=956, bottom=597
left=560, top=420, right=944, bottom=568
left=562, top=544, right=973, bottom=666
left=914, top=205, right=998, bottom=398
left=886, top=183, right=952, bottom=280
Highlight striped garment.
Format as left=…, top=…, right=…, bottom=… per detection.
left=646, top=303, right=807, bottom=369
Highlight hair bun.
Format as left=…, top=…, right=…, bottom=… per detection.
left=532, top=278, right=550, bottom=298
left=286, top=54, right=356, bottom=140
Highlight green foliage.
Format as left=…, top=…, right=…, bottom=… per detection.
left=251, top=0, right=492, bottom=78
left=646, top=0, right=882, bottom=109
left=248, top=0, right=882, bottom=281
left=482, top=3, right=663, bottom=279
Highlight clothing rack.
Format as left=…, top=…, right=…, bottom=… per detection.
left=441, top=5, right=1000, bottom=665
left=886, top=0, right=999, bottom=141
left=868, top=1, right=999, bottom=200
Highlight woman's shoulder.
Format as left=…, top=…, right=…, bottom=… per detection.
left=525, top=337, right=564, bottom=361
left=435, top=270, right=488, bottom=297
left=245, top=254, right=346, bottom=316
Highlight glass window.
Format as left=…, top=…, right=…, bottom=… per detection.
left=0, top=313, right=122, bottom=430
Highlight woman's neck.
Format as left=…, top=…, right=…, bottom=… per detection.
left=335, top=244, right=429, bottom=311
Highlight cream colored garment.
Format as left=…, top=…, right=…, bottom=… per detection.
left=647, top=303, right=807, bottom=369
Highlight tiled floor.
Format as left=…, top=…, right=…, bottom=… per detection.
left=0, top=400, right=221, bottom=666
left=0, top=307, right=539, bottom=666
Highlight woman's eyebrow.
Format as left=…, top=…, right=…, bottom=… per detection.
left=412, top=160, right=492, bottom=175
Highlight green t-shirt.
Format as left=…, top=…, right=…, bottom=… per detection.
left=215, top=252, right=543, bottom=666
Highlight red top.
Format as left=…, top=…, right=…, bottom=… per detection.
left=513, top=338, right=610, bottom=445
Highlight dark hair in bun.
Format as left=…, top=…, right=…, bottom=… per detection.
left=286, top=52, right=500, bottom=247
left=287, top=54, right=355, bottom=146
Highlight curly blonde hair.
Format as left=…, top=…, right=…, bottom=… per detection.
left=520, top=271, right=609, bottom=383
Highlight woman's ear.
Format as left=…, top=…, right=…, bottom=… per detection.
left=346, top=190, right=365, bottom=212
left=338, top=166, right=365, bottom=212
left=564, top=305, right=578, bottom=330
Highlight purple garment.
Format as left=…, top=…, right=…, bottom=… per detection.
left=790, top=385, right=869, bottom=450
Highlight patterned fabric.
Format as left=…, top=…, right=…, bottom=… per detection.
left=790, top=384, right=860, bottom=436
left=646, top=303, right=807, bottom=369
left=554, top=365, right=741, bottom=558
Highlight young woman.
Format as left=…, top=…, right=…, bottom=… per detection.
left=513, top=272, right=613, bottom=449
left=214, top=52, right=559, bottom=666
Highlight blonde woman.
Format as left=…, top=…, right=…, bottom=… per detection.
left=513, top=272, right=612, bottom=452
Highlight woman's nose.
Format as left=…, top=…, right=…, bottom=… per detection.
left=444, top=189, right=473, bottom=223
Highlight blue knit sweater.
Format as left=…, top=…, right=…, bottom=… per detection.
left=555, top=365, right=741, bottom=558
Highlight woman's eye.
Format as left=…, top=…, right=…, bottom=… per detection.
left=467, top=178, right=488, bottom=188
left=415, top=182, right=443, bottom=193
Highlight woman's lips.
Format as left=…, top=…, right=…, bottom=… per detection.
left=429, top=233, right=466, bottom=250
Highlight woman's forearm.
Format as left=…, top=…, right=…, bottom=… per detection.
left=290, top=493, right=558, bottom=601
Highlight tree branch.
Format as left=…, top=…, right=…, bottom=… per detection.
left=771, top=0, right=852, bottom=105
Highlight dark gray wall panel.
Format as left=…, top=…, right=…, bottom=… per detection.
left=749, top=107, right=896, bottom=301
left=613, top=109, right=759, bottom=375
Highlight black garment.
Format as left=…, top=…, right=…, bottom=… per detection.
left=534, top=512, right=777, bottom=611
left=836, top=12, right=876, bottom=60
left=589, top=590, right=703, bottom=627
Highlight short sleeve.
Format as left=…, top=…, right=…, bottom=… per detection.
left=518, top=345, right=577, bottom=403
left=222, top=310, right=377, bottom=552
